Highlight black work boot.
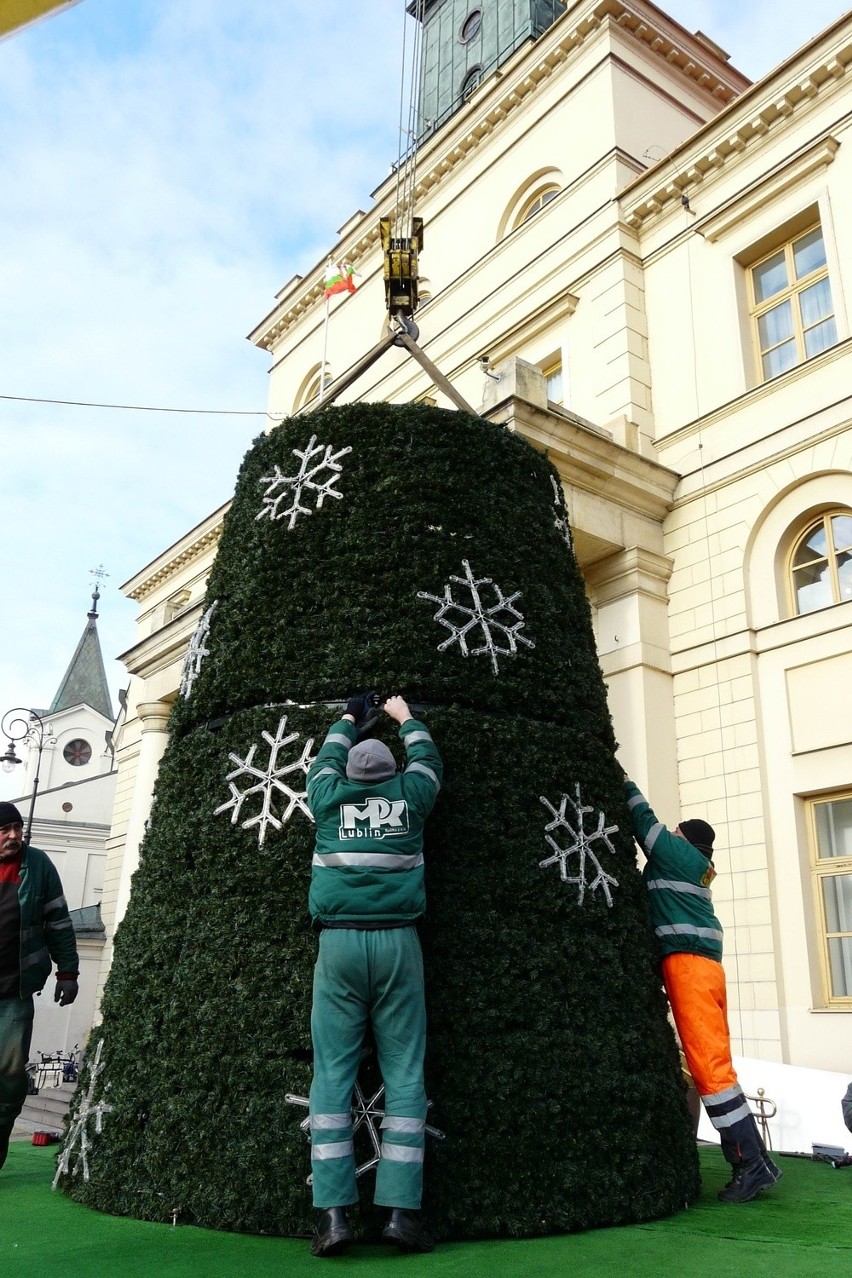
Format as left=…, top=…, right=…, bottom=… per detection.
left=310, top=1207, right=354, bottom=1257
left=382, top=1208, right=434, bottom=1252
left=0, top=1131, right=9, bottom=1172
left=717, top=1155, right=782, bottom=1203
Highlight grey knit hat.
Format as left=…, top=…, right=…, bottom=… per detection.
left=346, top=739, right=397, bottom=783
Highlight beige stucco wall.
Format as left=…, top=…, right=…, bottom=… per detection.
left=625, top=10, right=852, bottom=1067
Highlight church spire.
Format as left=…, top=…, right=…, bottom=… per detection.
left=48, top=577, right=114, bottom=721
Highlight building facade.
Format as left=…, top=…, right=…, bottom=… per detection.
left=98, top=0, right=852, bottom=1073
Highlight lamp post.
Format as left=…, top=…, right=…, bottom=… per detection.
left=1, top=707, right=56, bottom=845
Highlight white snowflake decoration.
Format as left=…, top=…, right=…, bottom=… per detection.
left=286, top=1075, right=445, bottom=1186
left=539, top=784, right=620, bottom=906
left=418, top=558, right=535, bottom=676
left=214, top=715, right=316, bottom=847
left=179, top=600, right=218, bottom=700
left=52, top=1039, right=113, bottom=1187
left=550, top=475, right=573, bottom=549
left=256, top=434, right=353, bottom=529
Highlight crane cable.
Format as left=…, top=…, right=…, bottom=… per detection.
left=392, top=0, right=425, bottom=242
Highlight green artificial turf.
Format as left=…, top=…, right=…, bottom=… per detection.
left=2, top=1142, right=850, bottom=1277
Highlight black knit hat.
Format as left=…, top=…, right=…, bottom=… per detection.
left=679, top=818, right=715, bottom=857
left=0, top=802, right=24, bottom=828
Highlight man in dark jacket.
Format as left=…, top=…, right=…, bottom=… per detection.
left=624, top=778, right=781, bottom=1204
left=0, top=802, right=79, bottom=1171
left=305, top=694, right=442, bottom=1257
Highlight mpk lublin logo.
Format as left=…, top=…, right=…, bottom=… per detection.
left=339, top=798, right=410, bottom=840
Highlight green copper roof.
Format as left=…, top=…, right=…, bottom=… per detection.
left=48, top=591, right=114, bottom=721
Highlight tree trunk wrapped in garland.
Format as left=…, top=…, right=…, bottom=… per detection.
left=59, top=402, right=699, bottom=1236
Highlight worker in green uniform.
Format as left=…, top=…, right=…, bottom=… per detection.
left=623, top=776, right=781, bottom=1204
left=305, top=693, right=442, bottom=1258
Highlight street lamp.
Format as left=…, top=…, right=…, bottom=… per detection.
left=0, top=708, right=56, bottom=844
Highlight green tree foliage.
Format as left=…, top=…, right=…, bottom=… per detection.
left=61, top=403, right=699, bottom=1236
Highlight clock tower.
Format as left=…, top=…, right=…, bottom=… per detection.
left=415, top=0, right=565, bottom=137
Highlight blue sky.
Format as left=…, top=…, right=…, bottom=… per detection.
left=0, top=0, right=846, bottom=797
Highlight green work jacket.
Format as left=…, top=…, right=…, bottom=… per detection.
left=307, top=717, right=442, bottom=926
left=625, top=780, right=723, bottom=962
left=14, top=844, right=79, bottom=999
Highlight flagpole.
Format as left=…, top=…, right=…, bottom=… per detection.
left=319, top=292, right=330, bottom=398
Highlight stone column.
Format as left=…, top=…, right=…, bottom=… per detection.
left=112, top=699, right=172, bottom=928
left=585, top=547, right=679, bottom=814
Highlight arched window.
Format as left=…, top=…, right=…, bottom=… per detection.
left=789, top=511, right=852, bottom=615
left=515, top=185, right=559, bottom=228
left=460, top=66, right=482, bottom=101
left=293, top=365, right=330, bottom=413
left=497, top=171, right=564, bottom=241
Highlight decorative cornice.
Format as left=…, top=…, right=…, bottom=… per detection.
left=250, top=0, right=744, bottom=352
left=623, top=33, right=852, bottom=228
left=124, top=515, right=226, bottom=604
left=694, top=133, right=840, bottom=242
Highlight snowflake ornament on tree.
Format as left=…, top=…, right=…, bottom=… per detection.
left=179, top=600, right=218, bottom=700
left=418, top=558, right=535, bottom=676
left=286, top=1071, right=445, bottom=1186
left=256, top=434, right=353, bottom=529
left=214, top=715, right=315, bottom=847
left=53, top=1039, right=113, bottom=1187
left=550, top=475, right=573, bottom=549
left=539, top=784, right=620, bottom=906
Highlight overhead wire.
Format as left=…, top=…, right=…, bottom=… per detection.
left=0, top=392, right=276, bottom=419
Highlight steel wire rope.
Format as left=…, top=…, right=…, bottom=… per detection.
left=392, top=0, right=425, bottom=241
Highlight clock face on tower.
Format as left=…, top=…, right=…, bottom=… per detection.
left=64, top=738, right=92, bottom=767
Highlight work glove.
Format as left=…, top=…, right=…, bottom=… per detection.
left=54, top=977, right=79, bottom=1007
left=345, top=693, right=370, bottom=722
left=345, top=692, right=382, bottom=724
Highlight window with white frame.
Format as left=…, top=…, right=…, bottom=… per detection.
left=789, top=510, right=852, bottom=615
left=809, top=793, right=852, bottom=1005
left=541, top=356, right=564, bottom=406
left=749, top=223, right=838, bottom=381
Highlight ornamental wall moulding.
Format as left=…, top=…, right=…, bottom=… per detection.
left=125, top=523, right=224, bottom=604
left=623, top=44, right=852, bottom=229
left=695, top=134, right=840, bottom=243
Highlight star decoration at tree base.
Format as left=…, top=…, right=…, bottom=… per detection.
left=286, top=1069, right=445, bottom=1186
left=52, top=1039, right=112, bottom=1187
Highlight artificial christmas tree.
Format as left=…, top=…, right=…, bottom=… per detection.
left=59, top=402, right=699, bottom=1237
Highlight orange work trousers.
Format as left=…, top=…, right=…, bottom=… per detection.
left=661, top=952, right=738, bottom=1099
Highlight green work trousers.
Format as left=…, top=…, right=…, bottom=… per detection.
left=309, top=926, right=427, bottom=1210
left=0, top=996, right=34, bottom=1160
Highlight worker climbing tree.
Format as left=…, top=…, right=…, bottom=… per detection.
left=58, top=401, right=700, bottom=1240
